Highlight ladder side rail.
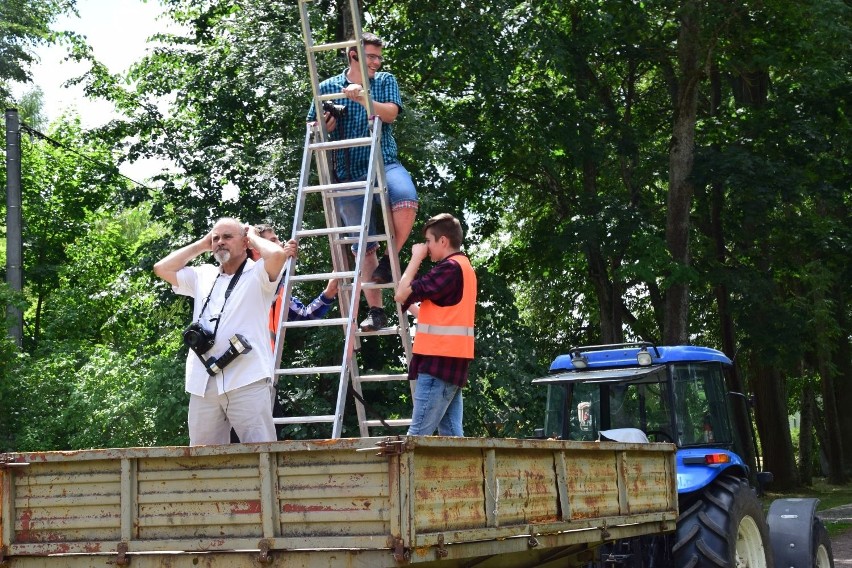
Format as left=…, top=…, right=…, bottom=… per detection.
left=298, top=1, right=334, bottom=144
left=321, top=187, right=361, bottom=355
left=331, top=116, right=385, bottom=438
left=314, top=127, right=360, bottom=354
left=330, top=190, right=375, bottom=438
left=346, top=0, right=374, bottom=119
left=351, top=129, right=416, bottom=434
left=359, top=119, right=413, bottom=367
left=271, top=123, right=317, bottom=378
left=370, top=150, right=414, bottom=366
left=347, top=116, right=387, bottom=437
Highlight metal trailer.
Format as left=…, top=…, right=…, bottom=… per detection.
left=1, top=436, right=677, bottom=567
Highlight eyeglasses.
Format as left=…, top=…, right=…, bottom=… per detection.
left=366, top=54, right=384, bottom=63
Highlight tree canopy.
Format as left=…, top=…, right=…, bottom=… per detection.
left=1, top=0, right=849, bottom=487
left=0, top=0, right=76, bottom=103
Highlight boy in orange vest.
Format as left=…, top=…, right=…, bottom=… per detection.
left=394, top=213, right=476, bottom=436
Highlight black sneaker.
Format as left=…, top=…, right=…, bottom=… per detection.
left=359, top=307, right=388, bottom=331
left=371, top=254, right=392, bottom=284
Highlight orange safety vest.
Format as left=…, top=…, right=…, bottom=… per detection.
left=412, top=254, right=476, bottom=359
left=268, top=288, right=284, bottom=349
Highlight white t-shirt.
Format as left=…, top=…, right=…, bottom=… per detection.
left=174, top=258, right=280, bottom=396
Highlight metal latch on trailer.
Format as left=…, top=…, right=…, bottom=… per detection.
left=0, top=454, right=29, bottom=469
left=356, top=436, right=407, bottom=456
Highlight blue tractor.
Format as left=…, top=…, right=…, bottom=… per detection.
left=534, top=342, right=834, bottom=568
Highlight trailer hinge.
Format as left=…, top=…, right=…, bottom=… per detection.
left=392, top=537, right=410, bottom=563
left=0, top=454, right=29, bottom=470
left=436, top=534, right=448, bottom=558
left=0, top=544, right=8, bottom=567
left=257, top=539, right=274, bottom=565
left=375, top=437, right=406, bottom=457
left=599, top=523, right=611, bottom=540
left=111, top=542, right=130, bottom=566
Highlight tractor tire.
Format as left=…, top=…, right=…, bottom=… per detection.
left=672, top=474, right=773, bottom=568
left=814, top=519, right=834, bottom=568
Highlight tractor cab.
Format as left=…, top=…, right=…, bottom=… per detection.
left=534, top=343, right=735, bottom=449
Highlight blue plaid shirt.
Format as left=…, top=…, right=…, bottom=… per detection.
left=307, top=69, right=402, bottom=181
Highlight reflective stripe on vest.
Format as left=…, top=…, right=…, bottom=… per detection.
left=417, top=323, right=474, bottom=337
left=412, top=254, right=476, bottom=359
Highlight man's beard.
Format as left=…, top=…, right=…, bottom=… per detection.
left=213, top=249, right=231, bottom=264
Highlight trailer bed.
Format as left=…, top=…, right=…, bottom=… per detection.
left=0, top=436, right=677, bottom=567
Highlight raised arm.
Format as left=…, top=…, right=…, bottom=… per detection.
left=394, top=243, right=428, bottom=304
left=153, top=231, right=213, bottom=287
left=246, top=226, right=291, bottom=282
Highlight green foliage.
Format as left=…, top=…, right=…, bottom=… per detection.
left=0, top=0, right=76, bottom=103
left=18, top=115, right=136, bottom=346
left=4, top=192, right=191, bottom=449
left=77, top=0, right=314, bottom=235
left=1, top=0, right=848, bottom=468
left=10, top=342, right=187, bottom=450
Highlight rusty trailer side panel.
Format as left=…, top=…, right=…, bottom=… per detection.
left=0, top=437, right=676, bottom=567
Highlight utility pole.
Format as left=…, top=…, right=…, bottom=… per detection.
left=5, top=109, right=23, bottom=347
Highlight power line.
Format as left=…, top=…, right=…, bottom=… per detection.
left=18, top=122, right=155, bottom=191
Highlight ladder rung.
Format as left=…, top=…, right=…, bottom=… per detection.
left=297, top=225, right=362, bottom=238
left=336, top=234, right=388, bottom=245
left=358, top=373, right=410, bottom=383
left=331, top=186, right=383, bottom=199
left=274, top=415, right=336, bottom=425
left=307, top=39, right=357, bottom=54
left=276, top=365, right=343, bottom=376
left=309, top=137, right=372, bottom=151
left=290, top=271, right=355, bottom=282
left=363, top=419, right=411, bottom=428
left=361, top=281, right=397, bottom=290
left=358, top=326, right=402, bottom=337
left=281, top=317, right=348, bottom=329
left=302, top=181, right=369, bottom=194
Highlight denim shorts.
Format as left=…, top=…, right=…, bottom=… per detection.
left=336, top=162, right=418, bottom=253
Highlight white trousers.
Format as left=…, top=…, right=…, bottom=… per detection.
left=188, top=376, right=276, bottom=446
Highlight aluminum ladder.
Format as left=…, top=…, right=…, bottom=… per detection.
left=270, top=0, right=414, bottom=438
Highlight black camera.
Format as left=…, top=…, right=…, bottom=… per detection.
left=183, top=322, right=216, bottom=357
left=204, top=334, right=252, bottom=376
left=322, top=100, right=346, bottom=120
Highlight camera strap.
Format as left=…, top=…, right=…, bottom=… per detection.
left=198, top=258, right=248, bottom=339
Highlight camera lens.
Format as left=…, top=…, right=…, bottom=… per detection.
left=184, top=329, right=199, bottom=347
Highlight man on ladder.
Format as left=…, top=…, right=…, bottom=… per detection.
left=307, top=31, right=418, bottom=331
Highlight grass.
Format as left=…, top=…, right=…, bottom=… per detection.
left=765, top=477, right=852, bottom=537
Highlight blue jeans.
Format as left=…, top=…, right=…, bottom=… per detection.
left=337, top=162, right=418, bottom=254
left=407, top=373, right=464, bottom=436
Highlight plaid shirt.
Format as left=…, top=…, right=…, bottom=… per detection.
left=403, top=253, right=472, bottom=387
left=307, top=69, right=402, bottom=181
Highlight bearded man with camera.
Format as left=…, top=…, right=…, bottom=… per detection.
left=154, top=217, right=292, bottom=446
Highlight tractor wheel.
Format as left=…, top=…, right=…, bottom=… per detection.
left=673, top=474, right=773, bottom=568
left=814, top=519, right=834, bottom=568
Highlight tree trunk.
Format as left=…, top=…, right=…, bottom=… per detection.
left=750, top=357, right=798, bottom=489
left=664, top=1, right=702, bottom=344
left=833, top=290, right=852, bottom=475
left=817, top=346, right=847, bottom=483
left=799, top=383, right=815, bottom=485
left=704, top=64, right=759, bottom=476
left=582, top=159, right=623, bottom=344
